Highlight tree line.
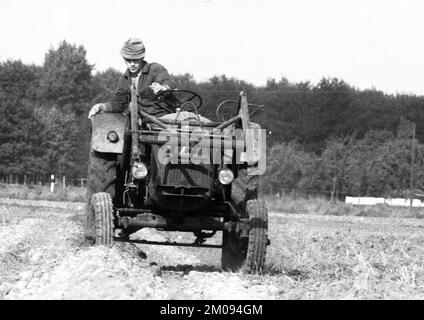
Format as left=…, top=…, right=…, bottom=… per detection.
left=263, top=119, right=424, bottom=198
left=1, top=40, right=423, bottom=195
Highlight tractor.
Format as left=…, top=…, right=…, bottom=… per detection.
left=85, top=84, right=269, bottom=272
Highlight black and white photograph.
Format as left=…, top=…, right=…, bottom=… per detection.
left=1, top=0, right=424, bottom=303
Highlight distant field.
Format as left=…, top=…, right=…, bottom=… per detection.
left=265, top=195, right=424, bottom=219
left=2, top=183, right=424, bottom=220
left=0, top=183, right=86, bottom=203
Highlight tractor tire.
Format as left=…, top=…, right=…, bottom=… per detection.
left=86, top=192, right=114, bottom=246
left=231, top=168, right=259, bottom=210
left=85, top=149, right=117, bottom=240
left=221, top=199, right=268, bottom=273
left=222, top=169, right=261, bottom=272
left=243, top=199, right=268, bottom=272
left=87, top=149, right=117, bottom=201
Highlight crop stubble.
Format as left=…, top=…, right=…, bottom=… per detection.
left=0, top=198, right=424, bottom=299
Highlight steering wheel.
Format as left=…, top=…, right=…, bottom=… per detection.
left=155, top=89, right=203, bottom=112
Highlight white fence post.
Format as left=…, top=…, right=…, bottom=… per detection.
left=50, top=175, right=55, bottom=192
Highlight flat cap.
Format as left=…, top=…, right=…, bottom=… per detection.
left=120, top=38, right=145, bottom=59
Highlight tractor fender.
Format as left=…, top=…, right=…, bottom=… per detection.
left=90, top=113, right=128, bottom=154
left=238, top=122, right=266, bottom=176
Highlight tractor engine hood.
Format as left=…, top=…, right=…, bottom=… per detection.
left=149, top=111, right=215, bottom=212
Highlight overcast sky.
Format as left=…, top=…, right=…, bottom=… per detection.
left=1, top=0, right=424, bottom=95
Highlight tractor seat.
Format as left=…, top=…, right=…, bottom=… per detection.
left=159, top=111, right=212, bottom=124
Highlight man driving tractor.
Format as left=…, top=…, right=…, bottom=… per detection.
left=85, top=37, right=269, bottom=273
left=88, top=37, right=174, bottom=119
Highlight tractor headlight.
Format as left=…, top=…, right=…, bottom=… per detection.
left=131, top=162, right=148, bottom=179
left=218, top=168, right=234, bottom=185
left=107, top=130, right=119, bottom=143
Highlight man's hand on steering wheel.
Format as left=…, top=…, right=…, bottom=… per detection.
left=149, top=82, right=170, bottom=95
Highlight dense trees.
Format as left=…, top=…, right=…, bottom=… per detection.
left=0, top=42, right=94, bottom=182
left=1, top=40, right=424, bottom=194
left=40, top=41, right=95, bottom=115
left=0, top=61, right=44, bottom=178
left=262, top=120, right=424, bottom=198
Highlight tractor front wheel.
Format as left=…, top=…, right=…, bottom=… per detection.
left=243, top=199, right=268, bottom=272
left=221, top=199, right=268, bottom=273
left=85, top=192, right=114, bottom=246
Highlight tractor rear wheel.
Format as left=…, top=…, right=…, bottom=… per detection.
left=221, top=199, right=268, bottom=273
left=86, top=192, right=114, bottom=246
left=231, top=168, right=259, bottom=210
left=87, top=149, right=117, bottom=201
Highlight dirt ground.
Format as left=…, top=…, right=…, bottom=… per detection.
left=1, top=197, right=424, bottom=300
left=0, top=198, right=278, bottom=299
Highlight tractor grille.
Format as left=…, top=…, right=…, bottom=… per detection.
left=159, top=163, right=213, bottom=189
left=150, top=145, right=215, bottom=212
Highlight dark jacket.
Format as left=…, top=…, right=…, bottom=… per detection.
left=105, top=61, right=175, bottom=116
